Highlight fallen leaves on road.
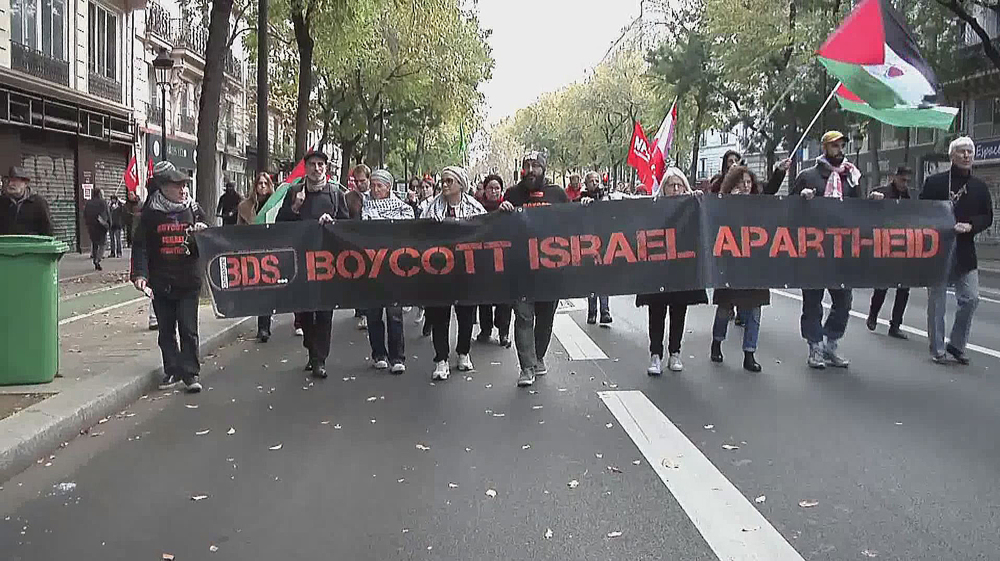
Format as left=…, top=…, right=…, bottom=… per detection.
left=742, top=526, right=760, bottom=533
left=798, top=500, right=819, bottom=508
left=608, top=466, right=623, bottom=474
left=492, top=413, right=505, bottom=417
left=485, top=384, right=493, bottom=388
left=558, top=388, right=568, bottom=392
left=162, top=555, right=175, bottom=560
left=268, top=444, right=283, bottom=451
left=415, top=444, right=431, bottom=451
left=448, top=483, right=458, bottom=489
left=662, top=458, right=679, bottom=469
left=606, top=531, right=623, bottom=539
left=632, top=460, right=641, bottom=465
left=485, top=489, right=497, bottom=498
left=398, top=478, right=405, bottom=483
left=567, top=479, right=580, bottom=489
left=532, top=405, right=543, bottom=410
left=334, top=424, right=342, bottom=429
left=320, top=421, right=330, bottom=425
left=209, top=545, right=219, bottom=552
left=522, top=444, right=531, bottom=450
left=465, top=447, right=472, bottom=452
left=861, top=549, right=878, bottom=558
left=595, top=453, right=603, bottom=459
left=184, top=404, right=198, bottom=409
left=605, top=423, right=614, bottom=429
left=227, top=427, right=236, bottom=435
left=754, top=495, right=766, bottom=504
left=98, top=418, right=109, bottom=424
left=366, top=396, right=377, bottom=402
left=190, top=495, right=209, bottom=501
left=544, top=528, right=553, bottom=539
left=195, top=429, right=210, bottom=436
left=704, top=424, right=715, bottom=430
left=722, top=444, right=740, bottom=451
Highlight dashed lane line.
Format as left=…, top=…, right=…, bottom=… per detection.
left=551, top=313, right=608, bottom=360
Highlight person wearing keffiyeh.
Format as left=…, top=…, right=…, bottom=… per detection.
left=420, top=166, right=485, bottom=381
left=790, top=130, right=859, bottom=370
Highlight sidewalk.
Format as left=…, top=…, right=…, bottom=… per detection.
left=59, top=248, right=132, bottom=282
left=0, top=297, right=253, bottom=482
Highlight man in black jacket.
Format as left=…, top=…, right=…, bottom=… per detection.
left=276, top=149, right=350, bottom=378
left=791, top=130, right=860, bottom=370
left=216, top=181, right=243, bottom=226
left=866, top=166, right=913, bottom=339
left=499, top=151, right=570, bottom=387
left=921, top=136, right=994, bottom=365
left=0, top=166, right=54, bottom=236
left=84, top=187, right=111, bottom=270
left=131, top=161, right=209, bottom=393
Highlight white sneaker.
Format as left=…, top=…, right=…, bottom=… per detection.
left=402, top=306, right=412, bottom=313
left=647, top=354, right=662, bottom=376
left=358, top=316, right=368, bottom=330
left=414, top=309, right=425, bottom=324
left=667, top=353, right=684, bottom=372
left=432, top=361, right=450, bottom=380
left=457, top=354, right=474, bottom=372
left=391, top=362, right=406, bottom=374
left=373, top=358, right=389, bottom=370
left=294, top=327, right=304, bottom=337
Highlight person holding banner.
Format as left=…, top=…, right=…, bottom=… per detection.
left=500, top=151, right=570, bottom=387
left=475, top=174, right=513, bottom=348
left=921, top=137, right=994, bottom=365
left=276, top=149, right=350, bottom=379
left=866, top=166, right=913, bottom=340
left=580, top=171, right=613, bottom=326
left=237, top=172, right=276, bottom=343
left=637, top=167, right=708, bottom=375
left=421, top=166, right=486, bottom=380
left=347, top=164, right=373, bottom=331
left=362, top=169, right=414, bottom=373
left=791, top=130, right=859, bottom=369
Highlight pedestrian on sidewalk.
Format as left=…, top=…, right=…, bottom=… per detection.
left=580, top=171, right=613, bottom=326
left=637, top=168, right=708, bottom=376
left=499, top=151, right=570, bottom=387
left=474, top=174, right=513, bottom=348
left=216, top=181, right=243, bottom=226
left=84, top=187, right=111, bottom=271
left=346, top=164, right=372, bottom=331
left=0, top=166, right=54, bottom=236
left=422, top=166, right=486, bottom=380
left=237, top=172, right=276, bottom=343
left=866, top=166, right=913, bottom=339
left=109, top=195, right=125, bottom=258
left=709, top=162, right=790, bottom=373
left=791, top=130, right=859, bottom=370
left=131, top=161, right=209, bottom=393
left=276, top=150, right=350, bottom=379
left=124, top=191, right=138, bottom=247
left=921, top=137, right=994, bottom=365
left=362, top=169, right=413, bottom=374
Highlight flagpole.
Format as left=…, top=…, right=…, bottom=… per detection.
left=790, top=81, right=841, bottom=158
left=761, top=65, right=809, bottom=125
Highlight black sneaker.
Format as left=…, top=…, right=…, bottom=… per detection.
left=887, top=326, right=908, bottom=340
left=946, top=344, right=971, bottom=365
left=158, top=374, right=181, bottom=390
left=499, top=334, right=511, bottom=348
left=710, top=340, right=723, bottom=363
left=312, top=363, right=328, bottom=379
left=422, top=322, right=432, bottom=337
left=866, top=315, right=877, bottom=332
left=304, top=362, right=314, bottom=372
left=476, top=331, right=492, bottom=344
left=184, top=376, right=203, bottom=393
left=586, top=315, right=597, bottom=325
left=258, top=331, right=270, bottom=343
left=600, top=313, right=613, bottom=324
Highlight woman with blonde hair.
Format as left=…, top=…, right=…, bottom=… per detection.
left=237, top=172, right=276, bottom=342
left=636, top=167, right=708, bottom=375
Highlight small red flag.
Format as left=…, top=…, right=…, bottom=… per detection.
left=147, top=158, right=154, bottom=180
left=124, top=153, right=139, bottom=194
left=627, top=121, right=654, bottom=191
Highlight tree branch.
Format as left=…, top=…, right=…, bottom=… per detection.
left=938, top=0, right=1000, bottom=71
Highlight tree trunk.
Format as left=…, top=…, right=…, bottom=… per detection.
left=338, top=136, right=359, bottom=187
left=195, top=0, right=234, bottom=215
left=291, top=8, right=313, bottom=161
left=689, top=102, right=705, bottom=186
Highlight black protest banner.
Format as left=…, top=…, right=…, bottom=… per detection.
left=195, top=197, right=956, bottom=318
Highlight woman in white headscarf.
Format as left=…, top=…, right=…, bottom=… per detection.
left=636, top=167, right=707, bottom=375
left=421, top=166, right=487, bottom=380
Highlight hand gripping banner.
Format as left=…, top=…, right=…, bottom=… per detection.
left=195, top=197, right=956, bottom=318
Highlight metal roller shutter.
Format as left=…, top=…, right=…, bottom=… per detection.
left=94, top=150, right=128, bottom=200
left=972, top=164, right=1000, bottom=246
left=20, top=143, right=76, bottom=248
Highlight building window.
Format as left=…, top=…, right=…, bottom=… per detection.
left=699, top=158, right=706, bottom=178
left=700, top=133, right=707, bottom=147
left=88, top=2, right=118, bottom=80
left=720, top=132, right=729, bottom=145
left=11, top=0, right=65, bottom=59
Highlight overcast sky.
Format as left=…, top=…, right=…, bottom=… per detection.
left=475, top=0, right=644, bottom=123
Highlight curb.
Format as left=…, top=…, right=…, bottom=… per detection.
left=0, top=316, right=253, bottom=483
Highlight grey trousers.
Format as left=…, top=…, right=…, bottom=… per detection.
left=927, top=267, right=979, bottom=357
left=513, top=300, right=558, bottom=371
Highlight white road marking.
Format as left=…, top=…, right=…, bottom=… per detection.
left=599, top=390, right=806, bottom=561
left=948, top=289, right=1000, bottom=305
left=59, top=296, right=148, bottom=326
left=556, top=298, right=589, bottom=314
left=552, top=314, right=608, bottom=360
left=772, top=290, right=1000, bottom=361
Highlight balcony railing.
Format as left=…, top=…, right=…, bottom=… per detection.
left=173, top=19, right=208, bottom=56
left=146, top=101, right=165, bottom=127
left=146, top=2, right=173, bottom=42
left=226, top=130, right=238, bottom=147
left=179, top=112, right=196, bottom=134
left=11, top=42, right=69, bottom=87
left=88, top=72, right=122, bottom=104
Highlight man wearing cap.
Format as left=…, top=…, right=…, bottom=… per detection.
left=276, top=149, right=350, bottom=379
left=130, top=161, right=210, bottom=393
left=921, top=136, right=994, bottom=365
left=0, top=166, right=54, bottom=237
left=500, top=151, right=570, bottom=387
left=791, top=130, right=860, bottom=370
left=865, top=165, right=912, bottom=339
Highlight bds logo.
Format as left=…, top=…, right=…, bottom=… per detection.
left=208, top=249, right=298, bottom=291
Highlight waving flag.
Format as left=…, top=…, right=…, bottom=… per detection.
left=123, top=152, right=139, bottom=195
left=626, top=121, right=655, bottom=192
left=834, top=83, right=957, bottom=130
left=817, top=0, right=955, bottom=126
left=649, top=100, right=678, bottom=185
left=253, top=154, right=311, bottom=225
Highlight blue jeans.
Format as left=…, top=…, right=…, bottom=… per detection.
left=713, top=305, right=761, bottom=352
left=927, top=267, right=979, bottom=357
left=366, top=307, right=404, bottom=363
left=587, top=295, right=609, bottom=317
left=800, top=289, right=852, bottom=345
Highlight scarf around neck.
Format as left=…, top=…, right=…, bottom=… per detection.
left=150, top=190, right=193, bottom=214
left=817, top=155, right=860, bottom=200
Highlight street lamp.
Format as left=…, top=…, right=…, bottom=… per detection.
left=152, top=48, right=175, bottom=162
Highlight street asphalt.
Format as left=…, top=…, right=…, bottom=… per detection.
left=1, top=279, right=1000, bottom=560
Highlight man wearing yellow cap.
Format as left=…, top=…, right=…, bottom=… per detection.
left=790, top=130, right=861, bottom=369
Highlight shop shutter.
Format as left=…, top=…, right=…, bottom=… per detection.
left=21, top=143, right=76, bottom=248
left=972, top=165, right=1000, bottom=245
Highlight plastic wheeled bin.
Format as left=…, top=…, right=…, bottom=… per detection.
left=0, top=235, right=69, bottom=385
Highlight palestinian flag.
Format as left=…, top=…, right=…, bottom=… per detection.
left=834, top=84, right=957, bottom=130
left=253, top=156, right=307, bottom=224
left=817, top=0, right=944, bottom=110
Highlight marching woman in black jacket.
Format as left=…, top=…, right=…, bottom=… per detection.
left=131, top=161, right=209, bottom=393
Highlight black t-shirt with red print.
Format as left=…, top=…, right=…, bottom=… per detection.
left=502, top=179, right=570, bottom=208
left=130, top=204, right=208, bottom=293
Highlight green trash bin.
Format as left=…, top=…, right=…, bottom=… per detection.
left=0, top=235, right=69, bottom=385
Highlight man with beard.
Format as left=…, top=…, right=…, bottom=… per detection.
left=276, top=150, right=350, bottom=379
left=0, top=166, right=54, bottom=236
left=791, top=131, right=860, bottom=370
left=500, top=151, right=569, bottom=387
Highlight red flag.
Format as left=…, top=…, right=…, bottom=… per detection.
left=627, top=121, right=654, bottom=191
left=124, top=152, right=139, bottom=194
left=649, top=100, right=678, bottom=186
left=147, top=158, right=154, bottom=180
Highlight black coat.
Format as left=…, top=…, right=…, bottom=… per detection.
left=84, top=197, right=110, bottom=235
left=0, top=192, right=54, bottom=236
left=636, top=290, right=708, bottom=308
left=791, top=160, right=860, bottom=199
left=276, top=182, right=350, bottom=222
left=920, top=168, right=994, bottom=274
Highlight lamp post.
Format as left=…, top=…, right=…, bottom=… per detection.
left=152, top=48, right=175, bottom=162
